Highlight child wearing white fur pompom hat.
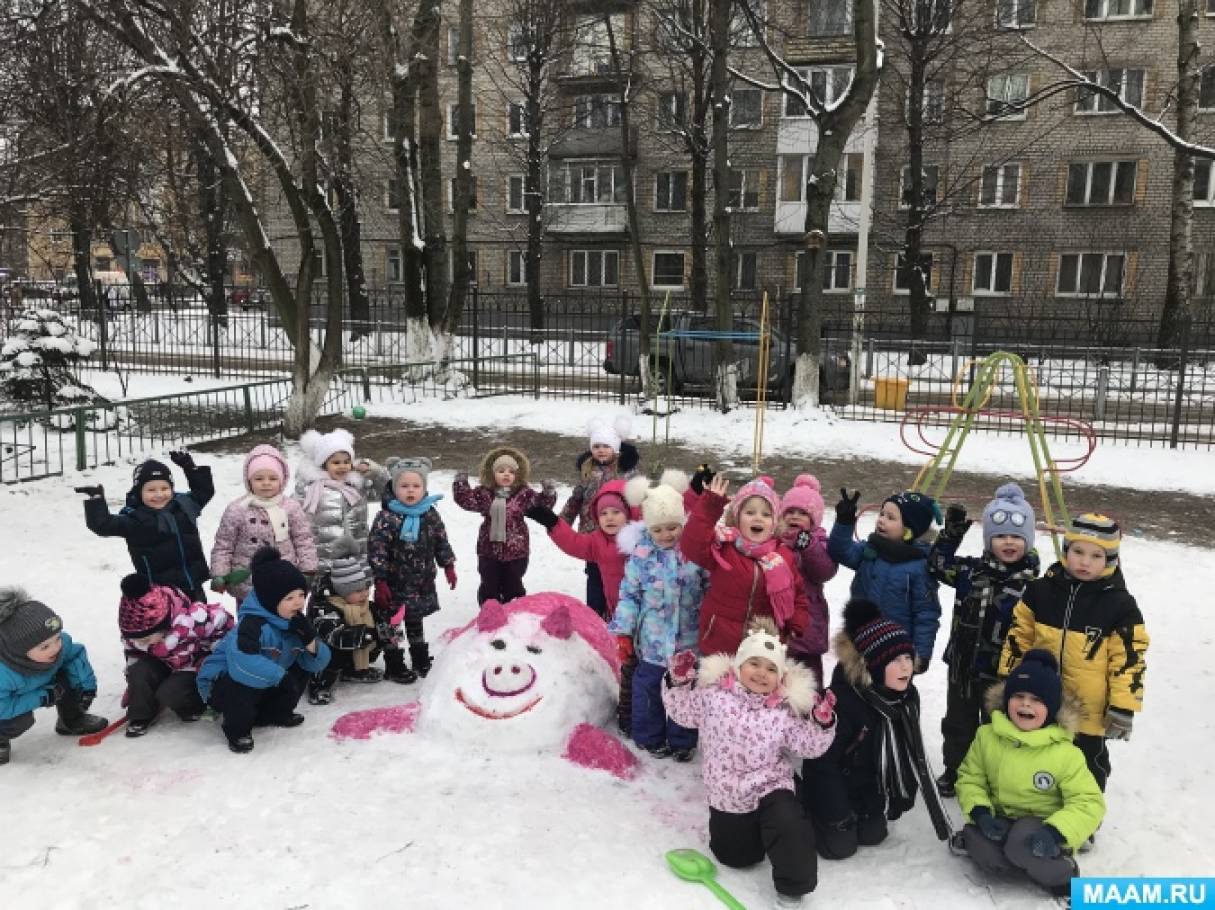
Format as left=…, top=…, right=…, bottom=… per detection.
left=559, top=413, right=641, bottom=615
left=609, top=470, right=707, bottom=760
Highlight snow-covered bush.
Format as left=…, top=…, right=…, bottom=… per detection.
left=0, top=308, right=105, bottom=410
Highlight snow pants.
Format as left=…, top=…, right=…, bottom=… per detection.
left=0, top=670, right=92, bottom=741
left=940, top=674, right=993, bottom=774
left=709, top=789, right=818, bottom=898
left=630, top=659, right=697, bottom=750
left=207, top=665, right=309, bottom=741
left=1073, top=733, right=1111, bottom=791
left=585, top=563, right=607, bottom=619
left=125, top=655, right=204, bottom=724
left=811, top=809, right=889, bottom=860
left=477, top=556, right=528, bottom=606
left=962, top=817, right=1078, bottom=896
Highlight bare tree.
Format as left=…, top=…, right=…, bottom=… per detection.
left=448, top=0, right=475, bottom=352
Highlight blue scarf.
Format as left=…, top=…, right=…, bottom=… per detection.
left=387, top=494, right=443, bottom=542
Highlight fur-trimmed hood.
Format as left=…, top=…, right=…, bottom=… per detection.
left=984, top=681, right=1084, bottom=734
left=575, top=440, right=640, bottom=477
left=832, top=626, right=875, bottom=689
left=616, top=519, right=648, bottom=556
left=478, top=445, right=531, bottom=489
left=697, top=652, right=819, bottom=718
left=295, top=456, right=362, bottom=489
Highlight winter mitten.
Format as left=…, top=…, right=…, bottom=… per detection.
left=914, top=655, right=930, bottom=675
left=1025, top=825, right=1065, bottom=859
left=1104, top=707, right=1133, bottom=741
left=444, top=564, right=458, bottom=590
left=812, top=689, right=837, bottom=728
left=943, top=504, right=972, bottom=539
left=784, top=528, right=813, bottom=551
left=288, top=613, right=318, bottom=648
left=168, top=449, right=196, bottom=471
left=525, top=505, right=559, bottom=531
left=454, top=471, right=469, bottom=485
left=41, top=677, right=69, bottom=708
left=616, top=636, right=634, bottom=665
left=374, top=580, right=394, bottom=609
left=210, top=579, right=227, bottom=594
left=669, top=649, right=698, bottom=685
left=971, top=807, right=1011, bottom=842
left=690, top=464, right=716, bottom=496
left=74, top=484, right=105, bottom=499
left=835, top=488, right=861, bottom=525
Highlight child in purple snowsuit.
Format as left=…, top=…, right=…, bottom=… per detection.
left=779, top=474, right=837, bottom=687
left=663, top=618, right=837, bottom=908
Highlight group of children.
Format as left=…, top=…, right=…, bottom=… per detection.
left=0, top=413, right=1149, bottom=907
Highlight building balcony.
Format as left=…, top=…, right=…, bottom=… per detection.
left=775, top=118, right=867, bottom=155
left=774, top=200, right=862, bottom=236
left=547, top=203, right=629, bottom=234
left=549, top=127, right=636, bottom=159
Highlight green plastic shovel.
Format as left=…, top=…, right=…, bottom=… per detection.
left=665, top=849, right=747, bottom=910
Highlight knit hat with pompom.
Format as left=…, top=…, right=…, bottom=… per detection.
left=0, top=587, right=63, bottom=672
left=625, top=470, right=689, bottom=529
left=587, top=414, right=633, bottom=453
left=781, top=474, right=825, bottom=529
left=300, top=428, right=356, bottom=469
left=982, top=482, right=1036, bottom=549
left=250, top=547, right=308, bottom=613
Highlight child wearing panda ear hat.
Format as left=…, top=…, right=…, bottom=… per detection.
left=558, top=414, right=641, bottom=615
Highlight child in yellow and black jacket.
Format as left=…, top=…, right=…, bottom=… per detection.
left=999, top=514, right=1148, bottom=794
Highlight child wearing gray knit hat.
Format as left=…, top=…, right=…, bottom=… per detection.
left=306, top=537, right=387, bottom=704
left=0, top=588, right=108, bottom=763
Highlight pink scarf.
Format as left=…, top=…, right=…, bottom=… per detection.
left=301, top=476, right=363, bottom=514
left=711, top=526, right=797, bottom=629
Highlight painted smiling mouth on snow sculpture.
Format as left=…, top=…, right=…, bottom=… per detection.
left=454, top=687, right=543, bottom=719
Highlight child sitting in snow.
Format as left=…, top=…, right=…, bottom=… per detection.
left=211, top=444, right=317, bottom=603
left=295, top=428, right=388, bottom=574
left=1000, top=514, right=1148, bottom=794
left=609, top=471, right=707, bottom=760
left=453, top=445, right=556, bottom=606
left=829, top=488, right=942, bottom=673
left=778, top=474, right=837, bottom=686
left=81, top=451, right=214, bottom=600
left=526, top=478, right=634, bottom=620
left=680, top=474, right=809, bottom=656
left=0, top=588, right=108, bottom=764
left=559, top=414, right=641, bottom=617
left=368, top=458, right=455, bottom=680
left=663, top=618, right=837, bottom=909
left=801, top=599, right=952, bottom=859
left=308, top=537, right=395, bottom=703
left=957, top=649, right=1104, bottom=899
left=929, top=482, right=1040, bottom=796
left=117, top=575, right=234, bottom=737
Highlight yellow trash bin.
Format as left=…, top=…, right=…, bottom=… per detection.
left=873, top=376, right=910, bottom=411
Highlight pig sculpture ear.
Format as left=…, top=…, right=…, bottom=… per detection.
left=477, top=600, right=509, bottom=633
left=541, top=605, right=573, bottom=640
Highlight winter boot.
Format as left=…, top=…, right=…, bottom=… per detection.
left=272, top=713, right=305, bottom=728
left=228, top=735, right=255, bottom=754
left=774, top=893, right=805, bottom=909
left=936, top=767, right=958, bottom=798
left=125, top=718, right=156, bottom=738
left=640, top=743, right=673, bottom=759
left=340, top=667, right=385, bottom=684
left=409, top=641, right=433, bottom=678
left=54, top=713, right=109, bottom=736
left=0, top=739, right=10, bottom=765
left=308, top=668, right=339, bottom=705
left=671, top=747, right=696, bottom=763
left=383, top=647, right=418, bottom=684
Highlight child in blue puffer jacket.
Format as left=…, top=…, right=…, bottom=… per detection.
left=828, top=489, right=942, bottom=673
left=608, top=472, right=707, bottom=761
left=197, top=547, right=330, bottom=753
left=0, top=588, right=108, bottom=764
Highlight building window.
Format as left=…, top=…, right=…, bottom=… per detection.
left=784, top=66, right=853, bottom=116
left=780, top=155, right=807, bottom=202
left=387, top=247, right=403, bottom=283
left=95, top=256, right=112, bottom=271
left=507, top=174, right=527, bottom=213
left=386, top=178, right=402, bottom=212
left=1201, top=66, right=1215, bottom=110
left=384, top=108, right=401, bottom=142
left=449, top=251, right=478, bottom=286
left=657, top=92, right=687, bottom=131
left=574, top=94, right=621, bottom=129
left=551, top=160, right=628, bottom=204
left=652, top=252, right=686, bottom=288
left=734, top=251, right=757, bottom=290
left=979, top=163, right=1021, bottom=207
left=446, top=103, right=477, bottom=139
left=1075, top=68, right=1145, bottom=113
left=1065, top=160, right=1136, bottom=206
left=842, top=153, right=864, bottom=201
left=728, top=168, right=761, bottom=210
left=1209, top=0, right=1215, bottom=14
left=986, top=74, right=1028, bottom=119
left=809, top=0, right=851, bottom=36
left=507, top=250, right=526, bottom=286
left=1084, top=0, right=1152, bottom=19
left=572, top=14, right=623, bottom=76
left=1194, top=160, right=1215, bottom=206
left=1057, top=253, right=1124, bottom=297
left=996, top=0, right=1036, bottom=27
left=730, top=88, right=763, bottom=128
left=1195, top=252, right=1215, bottom=298
left=972, top=252, right=1014, bottom=294
left=570, top=250, right=619, bottom=287
left=448, top=176, right=478, bottom=212
left=446, top=26, right=469, bottom=67
left=910, top=0, right=952, bottom=30
left=797, top=251, right=854, bottom=292
left=730, top=0, right=765, bottom=46
left=508, top=102, right=528, bottom=137
left=900, top=165, right=940, bottom=209
left=780, top=155, right=861, bottom=203
left=894, top=253, right=934, bottom=293
left=655, top=172, right=688, bottom=212
left=508, top=22, right=528, bottom=61
left=923, top=80, right=945, bottom=122
left=140, top=258, right=160, bottom=283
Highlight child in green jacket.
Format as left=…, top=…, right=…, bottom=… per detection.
left=956, top=649, right=1105, bottom=898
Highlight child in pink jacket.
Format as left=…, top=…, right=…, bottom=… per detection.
left=780, top=474, right=837, bottom=686
left=663, top=618, right=837, bottom=909
left=211, top=444, right=317, bottom=602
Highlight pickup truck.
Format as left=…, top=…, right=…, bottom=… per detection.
left=603, top=311, right=851, bottom=401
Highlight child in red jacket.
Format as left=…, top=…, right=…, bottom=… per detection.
left=526, top=479, right=634, bottom=620
left=681, top=474, right=810, bottom=656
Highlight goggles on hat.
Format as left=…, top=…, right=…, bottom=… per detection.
left=989, top=509, right=1027, bottom=528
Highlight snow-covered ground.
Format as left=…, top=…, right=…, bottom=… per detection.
left=1, top=442, right=1212, bottom=909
